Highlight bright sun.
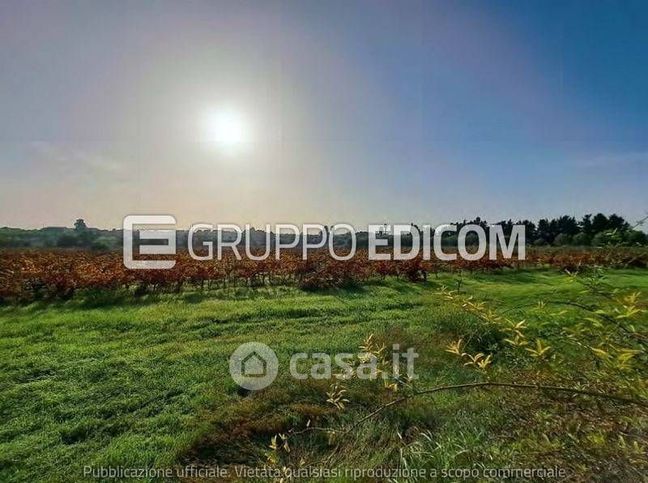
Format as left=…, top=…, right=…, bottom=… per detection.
left=203, top=108, right=251, bottom=152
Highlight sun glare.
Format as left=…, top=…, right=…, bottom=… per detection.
left=203, top=108, right=251, bottom=153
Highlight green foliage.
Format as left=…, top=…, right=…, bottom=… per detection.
left=572, top=232, right=591, bottom=246
left=626, top=229, right=648, bottom=245
left=56, top=233, right=79, bottom=247
left=553, top=233, right=572, bottom=246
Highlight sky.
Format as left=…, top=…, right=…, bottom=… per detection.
left=0, top=0, right=647, bottom=229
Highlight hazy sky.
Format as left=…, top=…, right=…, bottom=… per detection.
left=1, top=0, right=647, bottom=228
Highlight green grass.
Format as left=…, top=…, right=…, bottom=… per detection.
left=1, top=270, right=647, bottom=481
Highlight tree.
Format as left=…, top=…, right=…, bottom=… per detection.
left=607, top=214, right=629, bottom=232
left=519, top=220, right=537, bottom=242
left=73, top=218, right=98, bottom=247
left=572, top=232, right=591, bottom=246
left=536, top=219, right=552, bottom=244
left=580, top=214, right=593, bottom=236
left=553, top=233, right=572, bottom=246
left=591, top=214, right=609, bottom=234
left=592, top=230, right=624, bottom=247
left=556, top=215, right=579, bottom=236
left=74, top=219, right=87, bottom=232
left=57, top=234, right=78, bottom=247
left=625, top=230, right=648, bottom=245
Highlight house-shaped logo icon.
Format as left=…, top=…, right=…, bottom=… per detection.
left=229, top=342, right=279, bottom=390
left=241, top=351, right=267, bottom=377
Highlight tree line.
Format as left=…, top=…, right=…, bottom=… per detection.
left=453, top=213, right=646, bottom=246
left=0, top=213, right=646, bottom=250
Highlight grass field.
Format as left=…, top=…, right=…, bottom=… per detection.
left=1, top=269, right=647, bottom=481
